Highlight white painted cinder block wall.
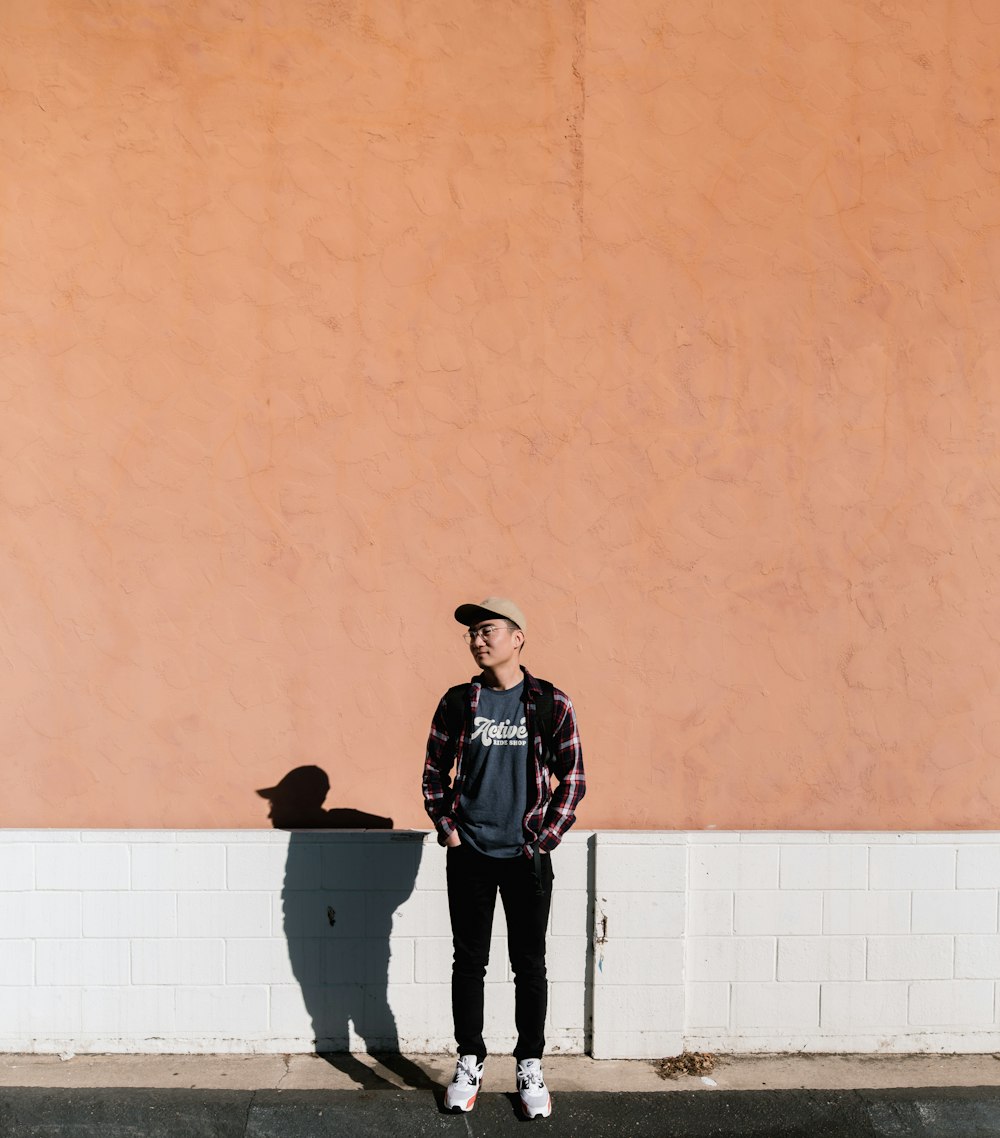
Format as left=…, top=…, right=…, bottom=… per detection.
left=1, top=830, right=999, bottom=1057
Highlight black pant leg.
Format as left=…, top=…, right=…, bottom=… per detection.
left=446, top=845, right=498, bottom=1062
left=498, top=851, right=553, bottom=1061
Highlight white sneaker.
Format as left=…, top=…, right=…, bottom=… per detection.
left=516, top=1058, right=552, bottom=1119
left=444, top=1054, right=484, bottom=1112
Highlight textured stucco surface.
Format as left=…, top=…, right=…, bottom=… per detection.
left=2, top=0, right=1000, bottom=829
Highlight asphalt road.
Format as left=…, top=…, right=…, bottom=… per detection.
left=4, top=1086, right=1000, bottom=1137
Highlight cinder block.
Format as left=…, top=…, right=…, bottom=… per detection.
left=829, top=833, right=915, bottom=845
left=81, top=831, right=179, bottom=843
left=317, top=938, right=370, bottom=987
left=546, top=980, right=586, bottom=1037
left=414, top=937, right=450, bottom=985
left=273, top=983, right=391, bottom=1049
left=595, top=833, right=686, bottom=847
left=867, top=936, right=953, bottom=981
left=731, top=982, right=820, bottom=1029
left=957, top=847, right=1000, bottom=888
left=132, top=845, right=226, bottom=891
left=0, top=941, right=33, bottom=986
left=36, top=939, right=130, bottom=986
left=688, top=891, right=733, bottom=936
left=686, top=982, right=730, bottom=1029
left=955, top=935, right=1000, bottom=979
left=909, top=980, right=996, bottom=1026
left=590, top=1029, right=684, bottom=1060
left=413, top=845, right=447, bottom=892
left=177, top=892, right=271, bottom=938
left=823, top=891, right=910, bottom=935
left=248, top=936, right=370, bottom=988
left=83, top=892, right=177, bottom=938
left=387, top=891, right=451, bottom=938
left=272, top=889, right=366, bottom=939
left=268, top=984, right=315, bottom=1036
left=0, top=845, right=33, bottom=890
left=225, top=938, right=312, bottom=986
left=379, top=937, right=415, bottom=986
left=734, top=892, right=822, bottom=936
left=593, top=983, right=684, bottom=1035
left=690, top=846, right=778, bottom=891
left=35, top=844, right=129, bottom=891
left=131, top=938, right=225, bottom=985
left=551, top=890, right=591, bottom=937
left=481, top=981, right=516, bottom=1038
left=911, top=891, right=998, bottom=935
left=596, top=937, right=683, bottom=986
left=0, top=987, right=82, bottom=1034
left=870, top=846, right=955, bottom=891
left=81, top=986, right=177, bottom=1034
left=593, top=892, right=685, bottom=940
left=1, top=830, right=83, bottom=843
left=228, top=844, right=308, bottom=891
left=741, top=833, right=828, bottom=844
left=820, top=982, right=908, bottom=1031
left=174, top=986, right=269, bottom=1034
left=277, top=978, right=395, bottom=1046
left=545, top=933, right=588, bottom=984
left=2, top=892, right=83, bottom=939
left=779, top=846, right=867, bottom=891
left=353, top=994, right=420, bottom=1051
left=550, top=840, right=589, bottom=891
left=322, top=837, right=426, bottom=895
left=687, top=937, right=775, bottom=983
left=777, top=937, right=865, bottom=982
left=918, top=833, right=1000, bottom=844
left=173, top=830, right=290, bottom=845
left=596, top=844, right=685, bottom=893
left=381, top=982, right=452, bottom=1034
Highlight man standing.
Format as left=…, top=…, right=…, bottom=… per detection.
left=422, top=598, right=585, bottom=1119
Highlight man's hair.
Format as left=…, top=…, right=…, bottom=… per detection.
left=505, top=620, right=525, bottom=653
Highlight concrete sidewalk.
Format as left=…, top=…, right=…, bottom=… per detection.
left=2, top=1052, right=1000, bottom=1136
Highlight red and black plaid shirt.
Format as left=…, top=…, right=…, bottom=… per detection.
left=422, top=667, right=586, bottom=857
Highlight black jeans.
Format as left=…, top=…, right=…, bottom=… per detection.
left=446, top=842, right=554, bottom=1063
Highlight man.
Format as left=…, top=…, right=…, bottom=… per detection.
left=422, top=597, right=585, bottom=1119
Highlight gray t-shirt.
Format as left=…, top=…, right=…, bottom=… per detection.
left=456, top=681, right=529, bottom=858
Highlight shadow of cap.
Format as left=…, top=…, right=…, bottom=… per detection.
left=257, top=765, right=330, bottom=804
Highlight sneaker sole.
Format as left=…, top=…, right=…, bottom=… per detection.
left=521, top=1094, right=552, bottom=1119
left=445, top=1090, right=478, bottom=1113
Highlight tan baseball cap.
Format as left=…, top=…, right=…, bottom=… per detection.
left=454, top=597, right=527, bottom=633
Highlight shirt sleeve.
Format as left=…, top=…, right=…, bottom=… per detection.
left=421, top=695, right=458, bottom=842
left=536, top=692, right=586, bottom=852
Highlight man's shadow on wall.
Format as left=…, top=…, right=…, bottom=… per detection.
left=258, top=766, right=431, bottom=1089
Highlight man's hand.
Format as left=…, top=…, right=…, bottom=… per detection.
left=446, top=830, right=462, bottom=848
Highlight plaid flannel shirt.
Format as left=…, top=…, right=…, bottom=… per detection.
left=422, top=666, right=585, bottom=858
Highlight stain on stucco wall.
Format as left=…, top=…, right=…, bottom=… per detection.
left=3, top=0, right=1000, bottom=828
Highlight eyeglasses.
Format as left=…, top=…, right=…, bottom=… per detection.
left=463, top=623, right=513, bottom=644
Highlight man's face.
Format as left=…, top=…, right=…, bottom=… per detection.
left=466, top=618, right=522, bottom=669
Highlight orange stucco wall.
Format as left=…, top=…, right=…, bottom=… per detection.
left=3, top=0, right=1000, bottom=829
